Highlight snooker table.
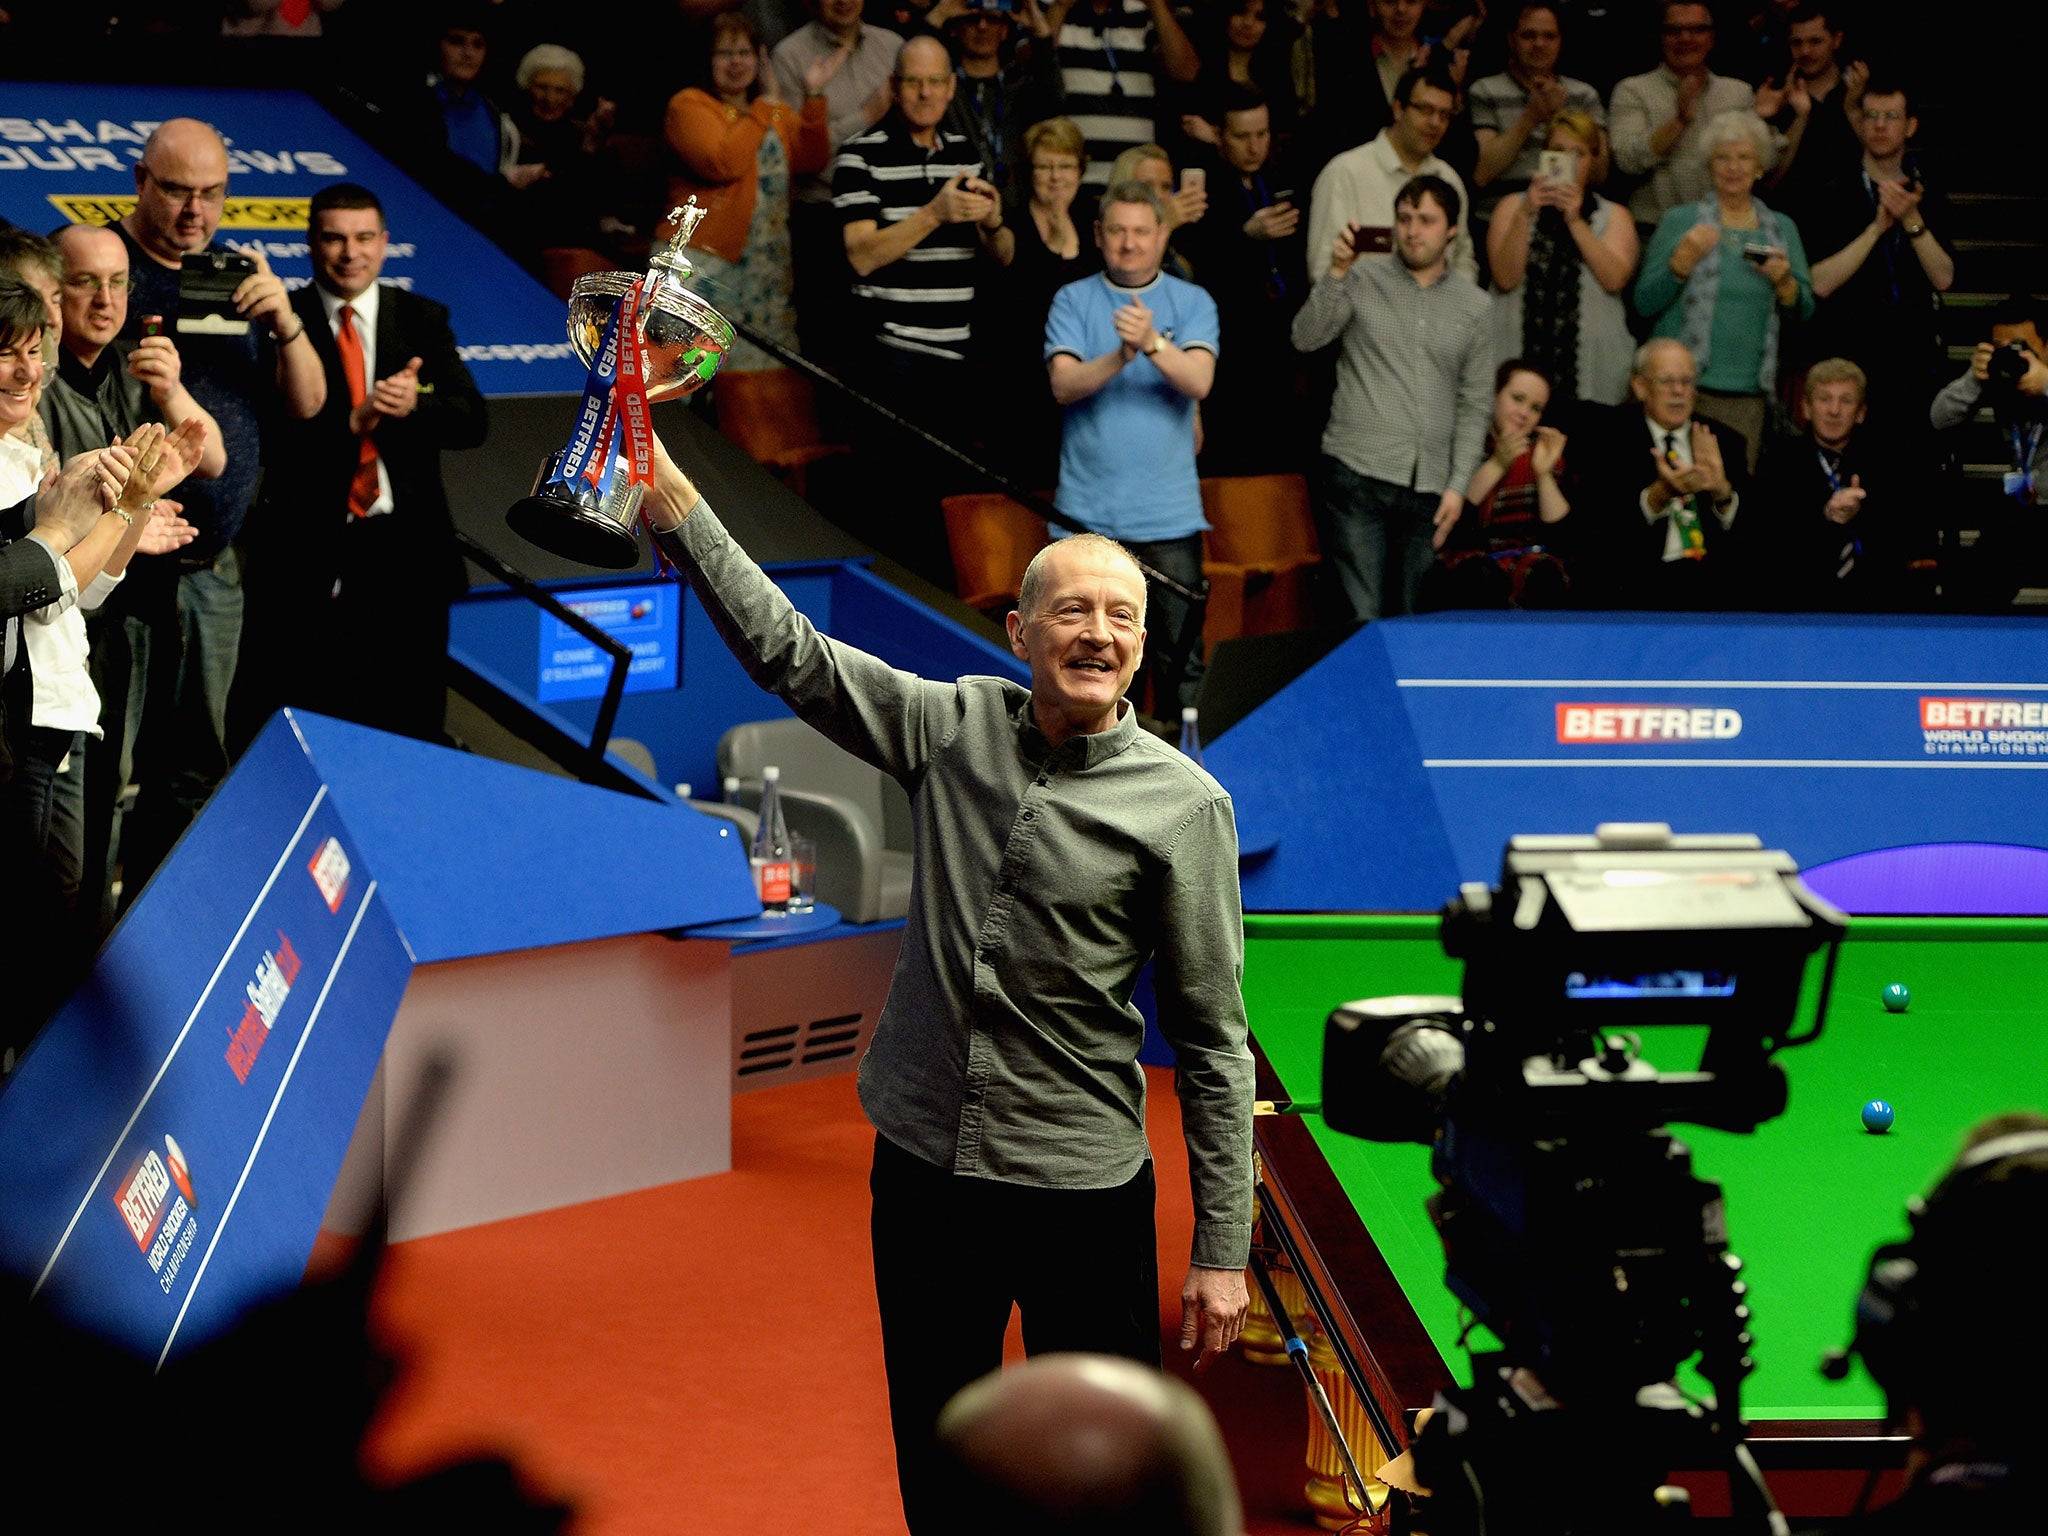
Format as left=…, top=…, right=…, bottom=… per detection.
left=1241, top=911, right=2048, bottom=1521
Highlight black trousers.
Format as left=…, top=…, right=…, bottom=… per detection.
left=868, top=1133, right=1161, bottom=1535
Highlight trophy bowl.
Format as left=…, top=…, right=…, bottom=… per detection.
left=506, top=263, right=737, bottom=570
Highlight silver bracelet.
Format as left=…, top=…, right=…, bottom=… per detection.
left=109, top=506, right=135, bottom=528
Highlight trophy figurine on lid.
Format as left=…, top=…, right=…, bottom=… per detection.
left=506, top=199, right=735, bottom=569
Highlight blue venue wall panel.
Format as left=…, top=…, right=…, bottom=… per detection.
left=450, top=560, right=1029, bottom=797
left=0, top=84, right=583, bottom=397
left=0, top=712, right=757, bottom=1363
left=1212, top=614, right=2048, bottom=913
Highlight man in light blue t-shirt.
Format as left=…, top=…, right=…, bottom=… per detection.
left=1045, top=181, right=1219, bottom=714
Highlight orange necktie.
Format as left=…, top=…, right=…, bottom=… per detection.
left=337, top=304, right=381, bottom=518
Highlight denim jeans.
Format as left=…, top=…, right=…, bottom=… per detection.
left=1318, top=458, right=1440, bottom=623
left=122, top=547, right=242, bottom=903
left=1124, top=534, right=1208, bottom=716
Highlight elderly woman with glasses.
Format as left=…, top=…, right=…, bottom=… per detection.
left=1634, top=108, right=1813, bottom=468
left=662, top=11, right=839, bottom=369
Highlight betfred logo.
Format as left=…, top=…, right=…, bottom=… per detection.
left=1556, top=705, right=1743, bottom=743
left=115, top=1149, right=173, bottom=1251
left=225, top=932, right=302, bottom=1084
left=1920, top=698, right=2048, bottom=729
left=1919, top=697, right=2048, bottom=757
left=308, top=836, right=351, bottom=913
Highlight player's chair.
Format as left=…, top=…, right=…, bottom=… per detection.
left=717, top=718, right=914, bottom=925
left=714, top=369, right=850, bottom=500
left=1199, top=474, right=1321, bottom=651
left=941, top=494, right=1049, bottom=618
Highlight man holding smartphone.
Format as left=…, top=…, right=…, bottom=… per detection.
left=109, top=117, right=325, bottom=899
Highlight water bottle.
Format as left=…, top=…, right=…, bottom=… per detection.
left=1179, top=706, right=1204, bottom=766
left=722, top=775, right=740, bottom=804
left=751, top=765, right=793, bottom=912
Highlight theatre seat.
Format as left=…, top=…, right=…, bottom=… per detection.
left=718, top=718, right=914, bottom=925
left=941, top=493, right=1049, bottom=617
left=1200, top=474, right=1320, bottom=649
left=714, top=369, right=850, bottom=499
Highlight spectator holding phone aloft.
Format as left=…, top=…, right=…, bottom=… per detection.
left=1635, top=110, right=1812, bottom=470
left=1487, top=107, right=1637, bottom=407
left=1305, top=65, right=1476, bottom=284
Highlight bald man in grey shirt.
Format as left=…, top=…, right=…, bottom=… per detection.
left=641, top=428, right=1252, bottom=1535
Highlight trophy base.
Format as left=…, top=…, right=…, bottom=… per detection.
left=506, top=451, right=645, bottom=570
left=506, top=494, right=643, bottom=570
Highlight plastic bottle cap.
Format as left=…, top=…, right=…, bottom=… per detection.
left=763, top=765, right=780, bottom=782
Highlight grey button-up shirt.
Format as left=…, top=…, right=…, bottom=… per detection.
left=660, top=501, right=1254, bottom=1269
left=1292, top=253, right=1493, bottom=497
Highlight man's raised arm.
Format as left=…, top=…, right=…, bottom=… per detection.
left=643, top=430, right=951, bottom=781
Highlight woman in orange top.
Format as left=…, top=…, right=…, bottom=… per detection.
left=663, top=13, right=840, bottom=369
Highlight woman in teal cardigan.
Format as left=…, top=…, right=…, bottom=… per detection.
left=1635, top=108, right=1814, bottom=470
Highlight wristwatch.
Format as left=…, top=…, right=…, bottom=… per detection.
left=1145, top=335, right=1165, bottom=356
left=1904, top=220, right=1927, bottom=238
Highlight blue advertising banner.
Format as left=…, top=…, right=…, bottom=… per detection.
left=0, top=84, right=585, bottom=396
left=538, top=581, right=682, bottom=703
left=0, top=720, right=413, bottom=1366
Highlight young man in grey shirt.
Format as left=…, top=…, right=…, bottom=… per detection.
left=640, top=427, right=1253, bottom=1535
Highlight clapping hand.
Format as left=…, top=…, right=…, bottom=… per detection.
left=137, top=498, right=198, bottom=555
left=1490, top=429, right=1530, bottom=471
left=1112, top=295, right=1158, bottom=359
left=1530, top=425, right=1566, bottom=478
left=1181, top=113, right=1220, bottom=147
left=929, top=171, right=999, bottom=226
left=1874, top=174, right=1923, bottom=230
left=372, top=357, right=424, bottom=419
left=1690, top=421, right=1729, bottom=496
left=1672, top=222, right=1719, bottom=276
left=1525, top=75, right=1567, bottom=123
left=1824, top=473, right=1866, bottom=524
left=1753, top=75, right=1788, bottom=118
left=803, top=41, right=851, bottom=95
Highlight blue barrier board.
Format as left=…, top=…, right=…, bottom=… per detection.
left=538, top=581, right=681, bottom=703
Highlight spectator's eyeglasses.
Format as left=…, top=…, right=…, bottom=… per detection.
left=1861, top=109, right=1908, bottom=124
left=898, top=73, right=951, bottom=90
left=1646, top=374, right=1697, bottom=388
left=63, top=274, right=132, bottom=294
left=142, top=169, right=227, bottom=205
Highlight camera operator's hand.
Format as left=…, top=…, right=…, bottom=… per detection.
left=2023, top=352, right=2048, bottom=398
left=1971, top=340, right=1997, bottom=383
left=125, top=333, right=185, bottom=406
left=1329, top=223, right=1361, bottom=278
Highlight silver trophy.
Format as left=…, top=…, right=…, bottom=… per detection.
left=506, top=201, right=736, bottom=569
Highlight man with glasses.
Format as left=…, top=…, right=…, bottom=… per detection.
left=835, top=34, right=1010, bottom=580
left=1611, top=1, right=1768, bottom=228
left=1581, top=337, right=1749, bottom=608
left=1305, top=65, right=1477, bottom=284
left=38, top=224, right=225, bottom=952
left=109, top=117, right=325, bottom=900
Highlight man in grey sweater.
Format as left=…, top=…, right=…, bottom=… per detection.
left=641, top=429, right=1253, bottom=1535
left=1292, top=173, right=1493, bottom=623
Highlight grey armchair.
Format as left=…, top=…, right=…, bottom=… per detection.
left=716, top=718, right=914, bottom=924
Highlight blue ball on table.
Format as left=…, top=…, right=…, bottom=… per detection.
left=1862, top=1099, right=1895, bottom=1134
left=1881, top=983, right=1911, bottom=1013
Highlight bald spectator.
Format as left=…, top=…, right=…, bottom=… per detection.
left=1609, top=2, right=1767, bottom=229
left=39, top=225, right=227, bottom=950
left=937, top=1354, right=1244, bottom=1536
left=110, top=117, right=325, bottom=897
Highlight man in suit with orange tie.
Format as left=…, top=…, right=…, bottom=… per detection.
left=233, top=183, right=487, bottom=746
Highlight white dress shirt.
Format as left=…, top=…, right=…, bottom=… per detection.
left=1305, top=131, right=1479, bottom=285
left=3, top=432, right=114, bottom=735
left=1641, top=415, right=1739, bottom=562
left=318, top=280, right=395, bottom=517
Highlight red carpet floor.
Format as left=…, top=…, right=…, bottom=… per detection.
left=362, top=1068, right=1324, bottom=1535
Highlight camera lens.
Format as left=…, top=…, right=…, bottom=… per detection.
left=1987, top=343, right=2030, bottom=387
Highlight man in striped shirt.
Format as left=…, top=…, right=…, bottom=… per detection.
left=834, top=34, right=1010, bottom=578
left=1048, top=0, right=1200, bottom=187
